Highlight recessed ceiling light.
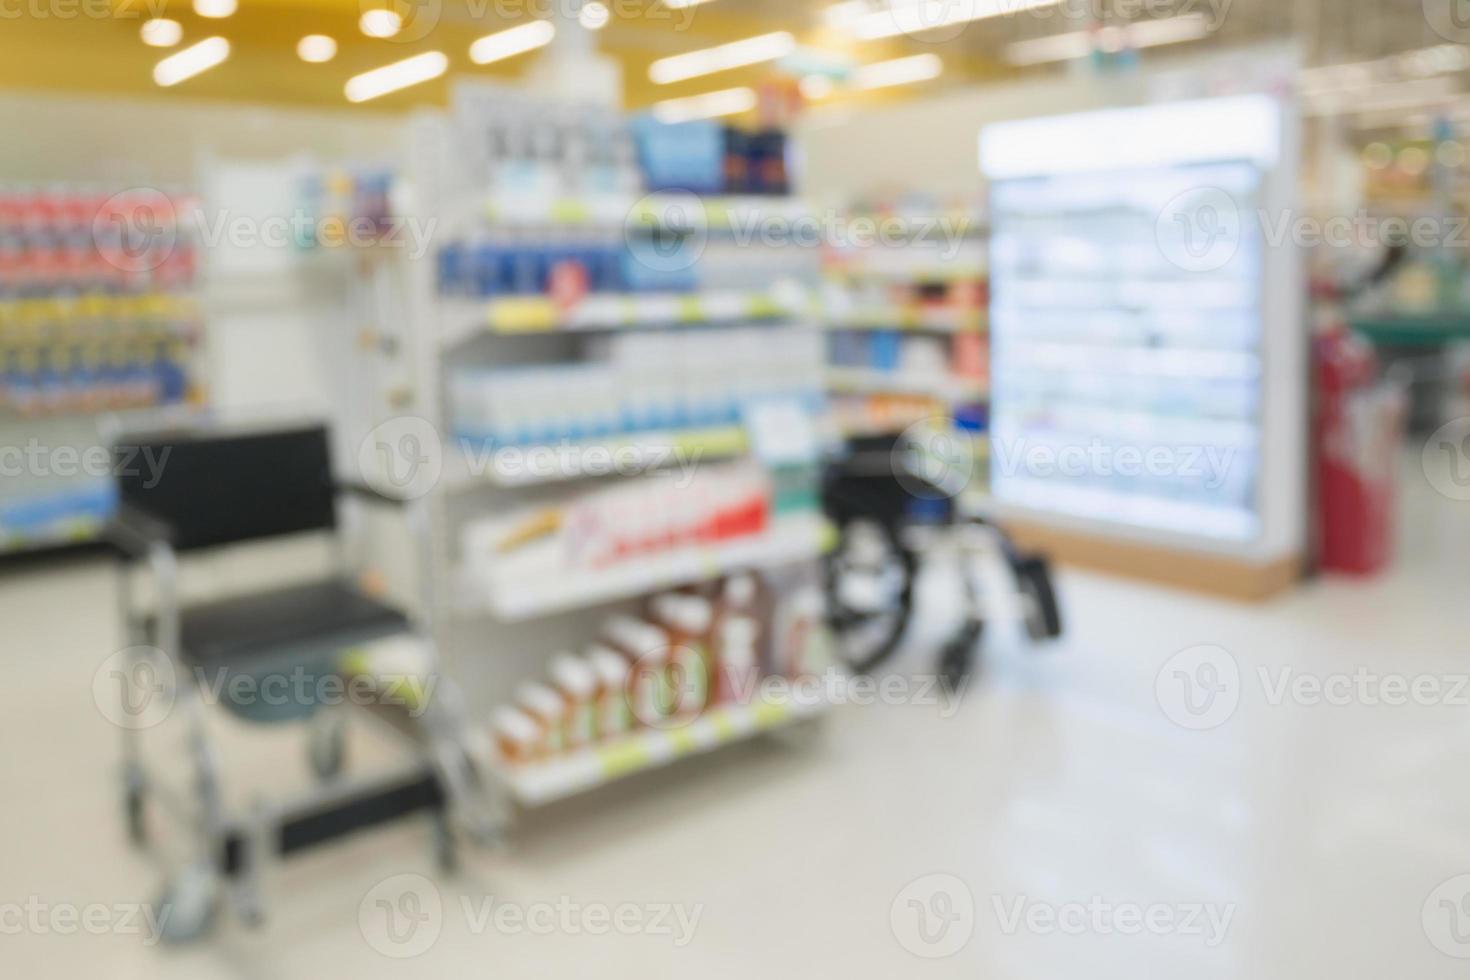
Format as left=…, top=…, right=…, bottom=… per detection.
left=193, top=0, right=237, bottom=18
left=140, top=18, right=182, bottom=48
left=360, top=9, right=403, bottom=39
left=579, top=1, right=610, bottom=30
left=297, top=35, right=338, bottom=63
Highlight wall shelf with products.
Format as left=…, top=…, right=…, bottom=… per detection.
left=0, top=185, right=208, bottom=559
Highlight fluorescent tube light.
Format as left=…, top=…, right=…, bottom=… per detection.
left=1004, top=13, right=1213, bottom=66
left=845, top=0, right=1064, bottom=41
left=853, top=53, right=942, bottom=90
left=653, top=86, right=757, bottom=123
left=649, top=32, right=795, bottom=84
left=469, top=21, right=556, bottom=65
left=345, top=51, right=449, bottom=103
left=153, top=37, right=230, bottom=87
left=140, top=18, right=182, bottom=48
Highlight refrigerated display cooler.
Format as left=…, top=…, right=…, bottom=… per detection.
left=978, top=95, right=1305, bottom=598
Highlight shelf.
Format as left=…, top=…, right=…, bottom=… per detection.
left=827, top=368, right=989, bottom=403
left=825, top=306, right=987, bottom=334
left=483, top=194, right=814, bottom=232
left=445, top=426, right=748, bottom=490
left=490, top=696, right=829, bottom=807
left=441, top=290, right=803, bottom=345
left=456, top=512, right=832, bottom=622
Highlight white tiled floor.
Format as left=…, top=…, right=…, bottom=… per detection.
left=2, top=460, right=1469, bottom=978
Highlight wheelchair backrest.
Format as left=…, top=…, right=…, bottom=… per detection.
left=115, top=421, right=338, bottom=553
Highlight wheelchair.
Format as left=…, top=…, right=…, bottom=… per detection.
left=822, top=422, right=1063, bottom=684
left=105, top=419, right=501, bottom=942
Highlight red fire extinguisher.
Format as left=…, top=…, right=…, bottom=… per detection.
left=1312, top=283, right=1407, bottom=575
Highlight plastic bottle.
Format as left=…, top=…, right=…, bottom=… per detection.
left=602, top=615, right=671, bottom=728
left=549, top=653, right=599, bottom=749
left=715, top=573, right=768, bottom=701
left=648, top=593, right=714, bottom=721
left=516, top=681, right=568, bottom=754
left=587, top=644, right=633, bottom=739
left=492, top=707, right=542, bottom=765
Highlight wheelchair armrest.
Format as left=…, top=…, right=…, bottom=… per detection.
left=106, top=504, right=178, bottom=561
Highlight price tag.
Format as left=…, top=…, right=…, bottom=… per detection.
left=743, top=397, right=819, bottom=466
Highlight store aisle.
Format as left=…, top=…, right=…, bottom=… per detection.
left=1, top=460, right=1466, bottom=980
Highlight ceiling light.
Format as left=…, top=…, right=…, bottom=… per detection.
left=153, top=36, right=230, bottom=87
left=297, top=35, right=338, bottom=63
left=649, top=31, right=796, bottom=85
left=139, top=18, right=182, bottom=48
left=345, top=51, right=449, bottom=102
left=663, top=0, right=716, bottom=6
left=653, top=86, right=757, bottom=123
left=360, top=9, right=403, bottom=39
left=841, top=0, right=1064, bottom=41
left=853, top=53, right=942, bottom=90
left=469, top=21, right=556, bottom=65
left=192, top=0, right=236, bottom=17
left=579, top=1, right=610, bottom=29
left=1004, top=14, right=1213, bottom=66
left=800, top=75, right=835, bottom=100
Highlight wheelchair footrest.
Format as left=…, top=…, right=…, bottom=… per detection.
left=220, top=768, right=444, bottom=876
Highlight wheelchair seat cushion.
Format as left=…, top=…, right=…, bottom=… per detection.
left=177, top=578, right=411, bottom=667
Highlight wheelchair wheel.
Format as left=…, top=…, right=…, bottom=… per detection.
left=1015, top=555, right=1063, bottom=642
left=824, top=517, right=916, bottom=674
